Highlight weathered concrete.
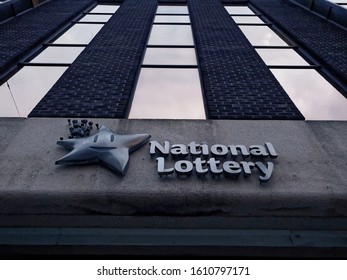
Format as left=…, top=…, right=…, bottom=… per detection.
left=0, top=119, right=346, bottom=229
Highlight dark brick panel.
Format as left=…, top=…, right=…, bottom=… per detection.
left=158, top=0, right=187, bottom=3
left=189, top=0, right=303, bottom=119
left=221, top=0, right=249, bottom=4
left=250, top=0, right=347, bottom=86
left=0, top=0, right=94, bottom=74
left=30, top=0, right=157, bottom=118
left=158, top=0, right=188, bottom=5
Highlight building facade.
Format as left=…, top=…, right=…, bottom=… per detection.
left=0, top=0, right=346, bottom=257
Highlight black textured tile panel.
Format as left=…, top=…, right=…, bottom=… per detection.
left=30, top=0, right=157, bottom=118
left=189, top=0, right=303, bottom=119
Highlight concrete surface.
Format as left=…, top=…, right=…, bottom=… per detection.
left=0, top=118, right=346, bottom=230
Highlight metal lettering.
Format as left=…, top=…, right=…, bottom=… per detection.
left=255, top=161, right=274, bottom=183
left=240, top=161, right=255, bottom=178
left=193, top=158, right=208, bottom=176
left=222, top=161, right=241, bottom=178
left=228, top=145, right=250, bottom=158
left=188, top=142, right=202, bottom=156
left=171, top=144, right=189, bottom=158
left=175, top=160, right=193, bottom=175
left=151, top=141, right=277, bottom=183
left=211, top=144, right=228, bottom=158
left=149, top=141, right=170, bottom=157
left=207, top=158, right=223, bottom=175
left=201, top=143, right=209, bottom=158
left=250, top=145, right=269, bottom=157
left=265, top=142, right=278, bottom=158
left=156, top=157, right=174, bottom=176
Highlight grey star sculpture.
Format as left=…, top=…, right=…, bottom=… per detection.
left=56, top=125, right=151, bottom=176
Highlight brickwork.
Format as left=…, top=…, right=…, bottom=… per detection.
left=189, top=0, right=303, bottom=119
left=250, top=0, right=347, bottom=86
left=158, top=0, right=187, bottom=3
left=30, top=0, right=157, bottom=118
left=221, top=0, right=248, bottom=4
left=0, top=0, right=94, bottom=74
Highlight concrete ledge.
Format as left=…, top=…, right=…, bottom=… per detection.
left=0, top=227, right=346, bottom=257
left=1, top=227, right=346, bottom=248
left=0, top=119, right=346, bottom=230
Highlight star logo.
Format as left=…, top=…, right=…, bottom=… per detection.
left=56, top=125, right=151, bottom=176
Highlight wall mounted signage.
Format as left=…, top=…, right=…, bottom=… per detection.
left=150, top=141, right=277, bottom=183
left=56, top=120, right=277, bottom=182
left=56, top=122, right=150, bottom=176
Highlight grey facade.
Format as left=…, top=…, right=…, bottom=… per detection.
left=0, top=0, right=346, bottom=257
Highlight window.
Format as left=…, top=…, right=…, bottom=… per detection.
left=129, top=68, right=204, bottom=119
left=148, top=25, right=194, bottom=46
left=143, top=48, right=197, bottom=65
left=129, top=6, right=205, bottom=119
left=326, top=0, right=347, bottom=9
left=0, top=67, right=67, bottom=117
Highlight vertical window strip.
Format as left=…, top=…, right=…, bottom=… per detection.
left=128, top=5, right=206, bottom=120
left=224, top=4, right=347, bottom=120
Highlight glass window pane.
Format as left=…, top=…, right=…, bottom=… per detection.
left=225, top=6, right=255, bottom=14
left=79, top=14, right=112, bottom=23
left=52, top=24, right=104, bottom=45
left=148, top=25, right=194, bottom=46
left=231, top=16, right=264, bottom=24
left=239, top=26, right=288, bottom=46
left=143, top=48, right=197, bottom=65
left=89, top=5, right=119, bottom=13
left=271, top=69, right=347, bottom=120
left=30, top=47, right=85, bottom=64
left=129, top=68, right=205, bottom=119
left=157, top=6, right=189, bottom=14
left=154, top=15, right=190, bottom=23
left=3, top=67, right=68, bottom=117
left=0, top=84, right=20, bottom=117
left=255, top=49, right=309, bottom=66
left=327, top=0, right=347, bottom=3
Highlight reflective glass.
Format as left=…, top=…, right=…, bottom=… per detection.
left=271, top=69, right=347, bottom=120
left=327, top=0, right=347, bottom=3
left=148, top=25, right=194, bottom=46
left=30, top=47, right=85, bottom=64
left=0, top=83, right=20, bottom=117
left=143, top=48, right=197, bottom=65
left=239, top=26, right=288, bottom=46
left=79, top=14, right=112, bottom=22
left=225, top=6, right=255, bottom=14
left=52, top=24, right=104, bottom=45
left=1, top=67, right=67, bottom=117
left=89, top=5, right=119, bottom=13
left=156, top=6, right=189, bottom=14
left=129, top=68, right=205, bottom=119
left=231, top=16, right=264, bottom=24
left=255, top=49, right=309, bottom=66
left=154, top=15, right=190, bottom=23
